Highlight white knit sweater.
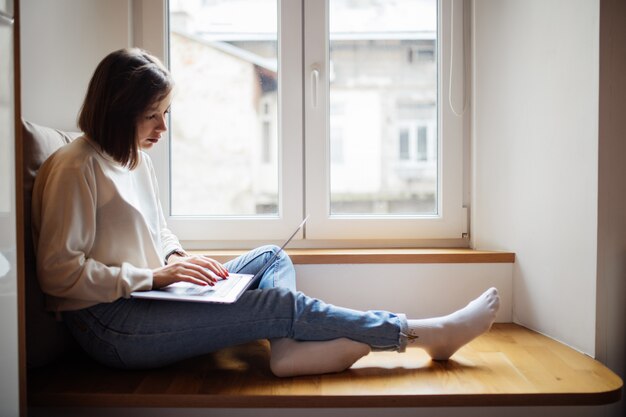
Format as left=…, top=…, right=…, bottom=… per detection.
left=32, top=136, right=183, bottom=311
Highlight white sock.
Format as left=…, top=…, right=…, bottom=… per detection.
left=407, top=287, right=500, bottom=360
left=269, top=338, right=371, bottom=377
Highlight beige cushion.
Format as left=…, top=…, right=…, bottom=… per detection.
left=22, top=120, right=82, bottom=368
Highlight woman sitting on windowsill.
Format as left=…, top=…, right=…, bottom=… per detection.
left=31, top=48, right=500, bottom=377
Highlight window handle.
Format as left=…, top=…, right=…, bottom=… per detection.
left=310, top=69, right=320, bottom=108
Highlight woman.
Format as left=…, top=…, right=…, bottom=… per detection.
left=32, top=48, right=500, bottom=377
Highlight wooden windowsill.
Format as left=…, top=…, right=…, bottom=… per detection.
left=189, top=248, right=516, bottom=265
left=27, top=324, right=622, bottom=408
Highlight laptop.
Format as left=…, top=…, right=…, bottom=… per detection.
left=131, top=217, right=308, bottom=304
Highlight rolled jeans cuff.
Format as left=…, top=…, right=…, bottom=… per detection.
left=396, top=313, right=409, bottom=353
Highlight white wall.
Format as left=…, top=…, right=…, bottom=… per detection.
left=21, top=0, right=131, bottom=131
left=471, top=0, right=600, bottom=356
left=297, top=264, right=512, bottom=322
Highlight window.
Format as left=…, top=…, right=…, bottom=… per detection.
left=417, top=126, right=428, bottom=161
left=396, top=123, right=433, bottom=163
left=399, top=129, right=410, bottom=161
left=145, top=0, right=467, bottom=245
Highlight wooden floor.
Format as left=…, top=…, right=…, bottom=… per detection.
left=27, top=324, right=622, bottom=408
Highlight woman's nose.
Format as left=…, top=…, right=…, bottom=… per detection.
left=156, top=115, right=168, bottom=132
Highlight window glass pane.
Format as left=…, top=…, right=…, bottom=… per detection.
left=169, top=0, right=279, bottom=216
left=330, top=127, right=345, bottom=164
left=417, top=125, right=428, bottom=161
left=399, top=129, right=410, bottom=161
left=329, top=0, right=437, bottom=215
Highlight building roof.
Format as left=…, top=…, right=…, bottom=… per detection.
left=172, top=30, right=278, bottom=73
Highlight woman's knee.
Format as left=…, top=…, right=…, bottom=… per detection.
left=258, top=244, right=281, bottom=259
left=255, top=244, right=296, bottom=290
left=250, top=244, right=283, bottom=268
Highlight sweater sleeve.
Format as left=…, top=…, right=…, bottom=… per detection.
left=33, top=161, right=153, bottom=306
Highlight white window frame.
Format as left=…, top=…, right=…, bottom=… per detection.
left=135, top=0, right=468, bottom=247
left=304, top=0, right=467, bottom=240
left=138, top=0, right=305, bottom=243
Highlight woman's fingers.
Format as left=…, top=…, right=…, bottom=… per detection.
left=178, top=262, right=220, bottom=285
left=152, top=256, right=230, bottom=289
left=206, top=257, right=230, bottom=278
left=186, top=256, right=229, bottom=278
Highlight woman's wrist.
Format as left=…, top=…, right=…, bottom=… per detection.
left=164, top=249, right=187, bottom=265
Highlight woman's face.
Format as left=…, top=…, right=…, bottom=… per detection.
left=136, top=92, right=172, bottom=150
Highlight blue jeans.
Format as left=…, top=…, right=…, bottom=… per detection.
left=63, top=245, right=408, bottom=369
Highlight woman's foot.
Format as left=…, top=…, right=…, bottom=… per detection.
left=270, top=338, right=371, bottom=377
left=407, top=287, right=500, bottom=360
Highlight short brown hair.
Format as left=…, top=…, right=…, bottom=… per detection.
left=78, top=48, right=173, bottom=169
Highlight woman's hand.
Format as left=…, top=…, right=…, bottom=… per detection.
left=152, top=255, right=230, bottom=289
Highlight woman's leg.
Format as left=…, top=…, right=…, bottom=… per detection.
left=64, top=245, right=499, bottom=374
left=268, top=337, right=371, bottom=377
left=63, top=286, right=405, bottom=370
left=223, top=245, right=372, bottom=376
left=223, top=245, right=296, bottom=291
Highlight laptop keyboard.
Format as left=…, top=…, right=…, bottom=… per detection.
left=183, top=275, right=241, bottom=297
